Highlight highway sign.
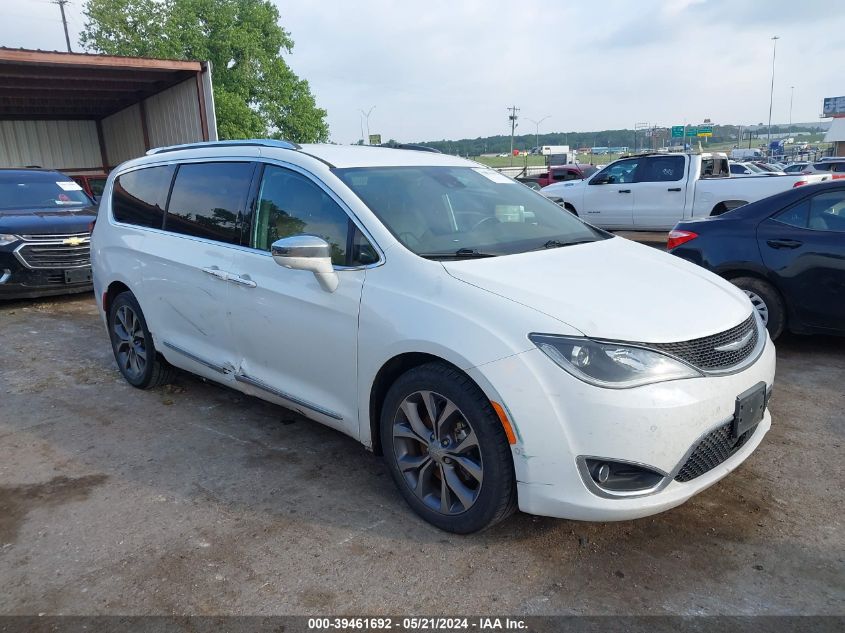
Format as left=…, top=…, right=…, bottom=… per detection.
left=686, top=126, right=698, bottom=137
left=697, top=125, right=713, bottom=137
left=671, top=126, right=684, bottom=138
left=823, top=96, right=845, bottom=117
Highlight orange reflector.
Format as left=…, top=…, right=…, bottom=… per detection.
left=491, top=401, right=517, bottom=445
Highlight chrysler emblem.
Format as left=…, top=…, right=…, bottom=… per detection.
left=714, top=330, right=754, bottom=352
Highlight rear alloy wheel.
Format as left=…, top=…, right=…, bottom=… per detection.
left=108, top=291, right=174, bottom=389
left=380, top=362, right=516, bottom=533
left=730, top=276, right=785, bottom=340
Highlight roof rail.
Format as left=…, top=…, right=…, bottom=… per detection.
left=378, top=142, right=442, bottom=154
left=146, top=139, right=301, bottom=155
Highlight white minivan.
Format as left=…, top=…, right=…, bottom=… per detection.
left=91, top=140, right=775, bottom=533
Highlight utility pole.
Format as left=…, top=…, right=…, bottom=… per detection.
left=507, top=105, right=519, bottom=166
left=767, top=35, right=779, bottom=144
left=53, top=0, right=73, bottom=52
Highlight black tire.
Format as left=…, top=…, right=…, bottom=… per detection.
left=380, top=362, right=517, bottom=533
left=730, top=276, right=786, bottom=340
left=108, top=291, right=174, bottom=389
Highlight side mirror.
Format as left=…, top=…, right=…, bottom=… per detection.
left=271, top=235, right=338, bottom=292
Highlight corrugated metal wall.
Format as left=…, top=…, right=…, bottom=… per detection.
left=102, top=104, right=145, bottom=167
left=0, top=120, right=102, bottom=170
left=1, top=74, right=209, bottom=171
left=144, top=78, right=203, bottom=149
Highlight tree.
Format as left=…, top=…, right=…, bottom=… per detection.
left=80, top=0, right=329, bottom=142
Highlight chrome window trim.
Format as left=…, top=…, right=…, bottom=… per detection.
left=108, top=155, right=385, bottom=271
left=250, top=157, right=386, bottom=269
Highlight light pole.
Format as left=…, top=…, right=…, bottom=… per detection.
left=767, top=36, right=779, bottom=144
left=360, top=106, right=376, bottom=144
left=788, top=85, right=795, bottom=137
left=525, top=115, right=550, bottom=152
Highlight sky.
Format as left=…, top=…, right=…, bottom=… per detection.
left=2, top=0, right=844, bottom=144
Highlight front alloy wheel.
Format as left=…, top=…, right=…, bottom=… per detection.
left=392, top=390, right=483, bottom=515
left=380, top=362, right=516, bottom=533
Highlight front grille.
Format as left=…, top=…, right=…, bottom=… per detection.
left=15, top=233, right=91, bottom=269
left=644, top=313, right=758, bottom=371
left=675, top=422, right=756, bottom=482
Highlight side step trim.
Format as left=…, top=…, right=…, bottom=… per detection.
left=162, top=340, right=230, bottom=375
left=234, top=374, right=343, bottom=421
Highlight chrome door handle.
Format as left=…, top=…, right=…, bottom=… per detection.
left=228, top=275, right=257, bottom=288
left=201, top=267, right=228, bottom=281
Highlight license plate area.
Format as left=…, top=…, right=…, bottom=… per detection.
left=733, top=381, right=767, bottom=438
left=64, top=267, right=92, bottom=284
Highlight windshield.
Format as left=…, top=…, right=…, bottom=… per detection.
left=0, top=172, right=92, bottom=211
left=335, top=166, right=606, bottom=257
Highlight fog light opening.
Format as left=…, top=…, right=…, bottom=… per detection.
left=584, top=458, right=665, bottom=493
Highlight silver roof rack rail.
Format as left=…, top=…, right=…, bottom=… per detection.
left=146, top=139, right=301, bottom=155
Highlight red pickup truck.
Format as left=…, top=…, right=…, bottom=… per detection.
left=517, top=164, right=598, bottom=188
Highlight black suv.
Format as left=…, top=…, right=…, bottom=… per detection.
left=0, top=169, right=97, bottom=299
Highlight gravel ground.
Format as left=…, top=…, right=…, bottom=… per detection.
left=0, top=294, right=843, bottom=615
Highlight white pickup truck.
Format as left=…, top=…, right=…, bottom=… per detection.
left=540, top=152, right=831, bottom=230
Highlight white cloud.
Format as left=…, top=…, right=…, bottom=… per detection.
left=2, top=0, right=843, bottom=143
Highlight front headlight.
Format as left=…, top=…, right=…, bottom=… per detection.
left=0, top=234, right=19, bottom=246
left=529, top=334, right=702, bottom=388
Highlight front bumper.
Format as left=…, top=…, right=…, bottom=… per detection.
left=0, top=252, right=92, bottom=300
left=468, top=332, right=776, bottom=521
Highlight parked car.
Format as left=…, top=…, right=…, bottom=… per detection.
left=517, top=164, right=598, bottom=188
left=71, top=173, right=109, bottom=202
left=801, top=158, right=845, bottom=178
left=541, top=152, right=830, bottom=230
left=0, top=169, right=96, bottom=300
left=783, top=162, right=809, bottom=174
left=729, top=162, right=765, bottom=177
left=668, top=181, right=845, bottom=339
left=752, top=162, right=786, bottom=175
left=92, top=140, right=775, bottom=533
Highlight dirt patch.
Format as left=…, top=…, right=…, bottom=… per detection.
left=0, top=474, right=109, bottom=544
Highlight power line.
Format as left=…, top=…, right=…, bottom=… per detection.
left=52, top=0, right=73, bottom=52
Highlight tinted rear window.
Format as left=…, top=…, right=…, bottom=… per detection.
left=112, top=166, right=175, bottom=228
left=165, top=162, right=254, bottom=245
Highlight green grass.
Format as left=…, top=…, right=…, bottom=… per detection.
left=472, top=153, right=622, bottom=168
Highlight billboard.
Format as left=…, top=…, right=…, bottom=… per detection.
left=822, top=96, right=845, bottom=117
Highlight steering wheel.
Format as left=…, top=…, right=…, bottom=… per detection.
left=471, top=216, right=500, bottom=231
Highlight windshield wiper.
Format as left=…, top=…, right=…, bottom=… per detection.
left=537, top=239, right=595, bottom=250
left=419, top=248, right=498, bottom=260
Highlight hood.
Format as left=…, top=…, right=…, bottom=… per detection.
left=0, top=206, right=97, bottom=235
left=541, top=179, right=587, bottom=197
left=441, top=236, right=752, bottom=343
